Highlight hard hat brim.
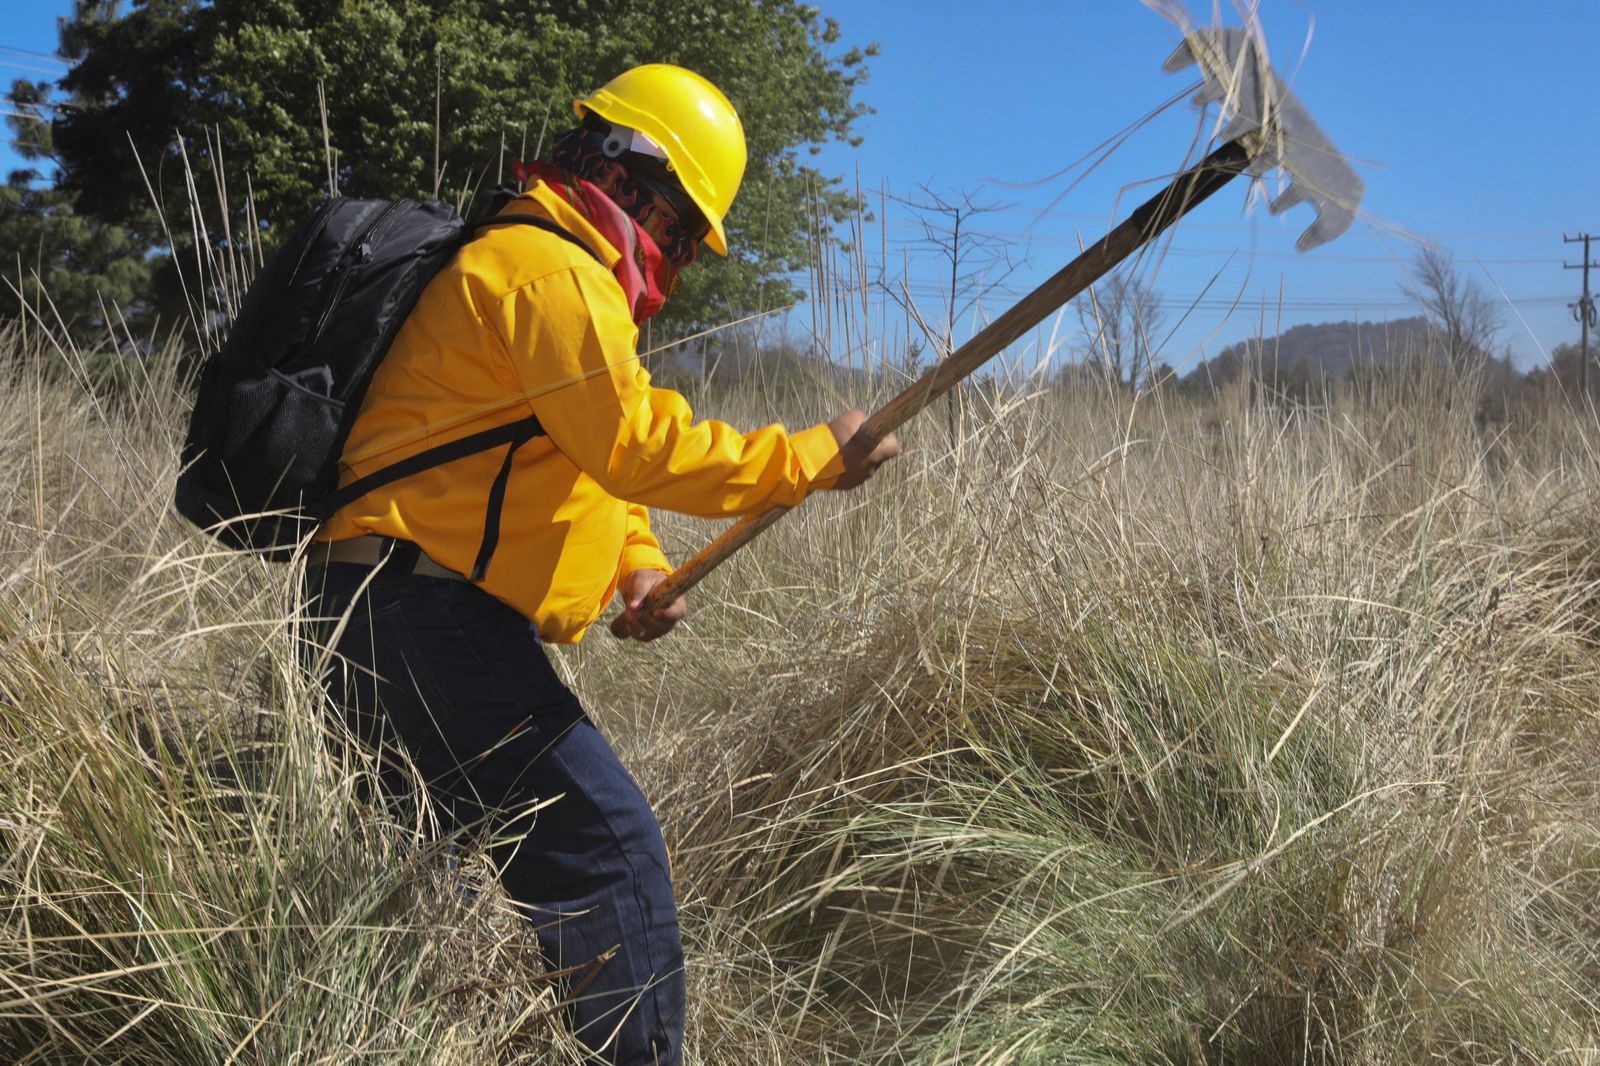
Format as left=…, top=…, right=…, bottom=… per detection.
left=573, top=97, right=732, bottom=257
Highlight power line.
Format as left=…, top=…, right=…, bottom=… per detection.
left=968, top=201, right=1571, bottom=239
left=1155, top=246, right=1559, bottom=266
left=876, top=230, right=1562, bottom=266
left=0, top=46, right=67, bottom=69
left=0, top=58, right=68, bottom=78
left=880, top=281, right=1570, bottom=312
left=876, top=201, right=1574, bottom=241
left=874, top=275, right=1568, bottom=305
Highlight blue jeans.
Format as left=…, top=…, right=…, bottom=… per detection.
left=303, top=560, right=685, bottom=1065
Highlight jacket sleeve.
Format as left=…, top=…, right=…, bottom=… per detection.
left=619, top=502, right=671, bottom=578
left=488, top=264, right=845, bottom=518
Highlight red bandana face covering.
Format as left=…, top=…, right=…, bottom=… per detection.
left=513, top=160, right=677, bottom=325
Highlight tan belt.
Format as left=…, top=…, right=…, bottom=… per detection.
left=306, top=535, right=468, bottom=582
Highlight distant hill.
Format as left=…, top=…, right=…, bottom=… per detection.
left=1184, top=317, right=1439, bottom=387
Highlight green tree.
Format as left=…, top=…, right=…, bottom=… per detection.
left=43, top=0, right=875, bottom=335
left=1, top=74, right=152, bottom=336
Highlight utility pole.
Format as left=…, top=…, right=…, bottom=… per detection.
left=1565, top=234, right=1599, bottom=396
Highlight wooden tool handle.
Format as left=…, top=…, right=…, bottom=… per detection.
left=611, top=139, right=1253, bottom=639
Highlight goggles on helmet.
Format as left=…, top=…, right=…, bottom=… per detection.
left=593, top=117, right=712, bottom=245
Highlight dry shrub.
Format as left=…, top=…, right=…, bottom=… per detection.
left=581, top=365, right=1600, bottom=1062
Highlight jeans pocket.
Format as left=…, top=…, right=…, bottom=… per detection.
left=432, top=585, right=582, bottom=718
left=381, top=600, right=478, bottom=738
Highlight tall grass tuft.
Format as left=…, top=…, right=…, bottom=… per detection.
left=2, top=269, right=1598, bottom=1062
left=0, top=331, right=578, bottom=1063
left=580, top=353, right=1600, bottom=1062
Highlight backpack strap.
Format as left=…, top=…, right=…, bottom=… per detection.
left=314, top=414, right=545, bottom=521
left=469, top=415, right=545, bottom=582
left=314, top=411, right=546, bottom=585
left=311, top=214, right=603, bottom=582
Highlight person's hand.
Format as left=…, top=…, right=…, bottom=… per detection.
left=826, top=410, right=901, bottom=491
left=616, top=569, right=687, bottom=642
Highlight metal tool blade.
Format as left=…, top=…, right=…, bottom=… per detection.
left=1164, top=27, right=1364, bottom=250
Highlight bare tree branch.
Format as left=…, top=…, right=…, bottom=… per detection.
left=1402, top=247, right=1500, bottom=367
left=1072, top=269, right=1167, bottom=390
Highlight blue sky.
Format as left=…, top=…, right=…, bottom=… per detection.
left=5, top=1, right=1598, bottom=369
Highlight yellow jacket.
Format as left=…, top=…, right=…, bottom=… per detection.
left=318, top=181, right=845, bottom=642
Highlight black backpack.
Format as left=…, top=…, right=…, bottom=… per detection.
left=174, top=196, right=596, bottom=578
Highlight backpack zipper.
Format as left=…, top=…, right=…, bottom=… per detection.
left=284, top=198, right=340, bottom=291
left=308, top=199, right=408, bottom=348
left=232, top=198, right=336, bottom=363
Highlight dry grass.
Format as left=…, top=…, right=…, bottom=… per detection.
left=578, top=360, right=1600, bottom=1063
left=0, top=328, right=579, bottom=1063
left=1, top=317, right=1598, bottom=1063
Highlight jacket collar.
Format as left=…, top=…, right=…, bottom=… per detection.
left=502, top=181, right=621, bottom=269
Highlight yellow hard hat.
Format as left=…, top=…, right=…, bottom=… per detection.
left=574, top=64, right=746, bottom=257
